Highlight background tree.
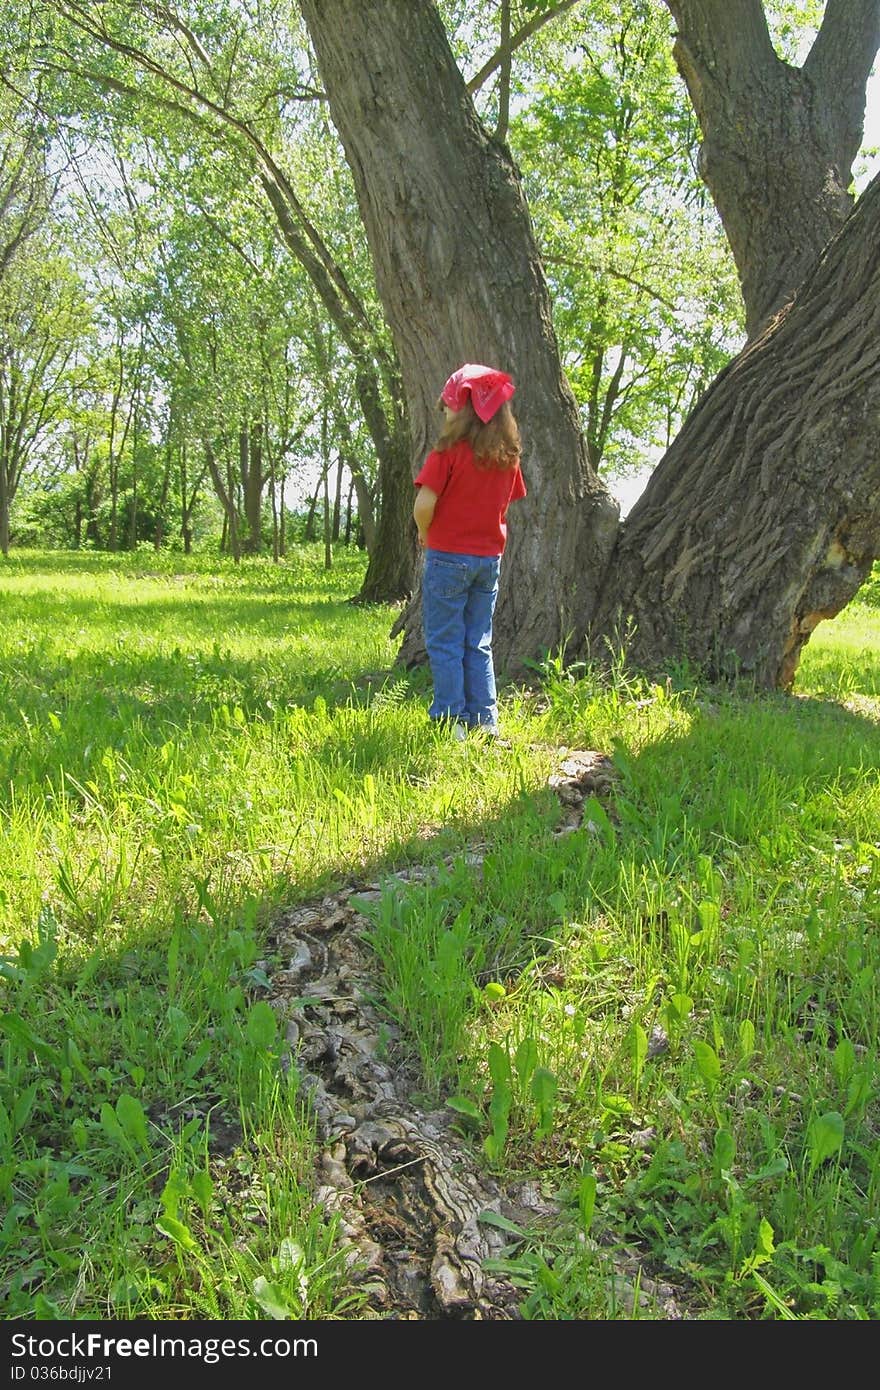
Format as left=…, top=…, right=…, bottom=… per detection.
left=661, top=0, right=880, bottom=336
left=38, top=0, right=418, bottom=598
left=0, top=229, right=91, bottom=553
left=509, top=0, right=743, bottom=475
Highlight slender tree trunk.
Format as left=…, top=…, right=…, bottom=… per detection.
left=269, top=450, right=280, bottom=562
left=300, top=0, right=618, bottom=668
left=304, top=477, right=321, bottom=543
left=0, top=454, right=9, bottom=556
left=242, top=420, right=264, bottom=553
left=344, top=476, right=355, bottom=545
left=662, top=0, right=880, bottom=336
left=332, top=454, right=343, bottom=542
left=179, top=437, right=191, bottom=553
left=206, top=440, right=242, bottom=559
left=344, top=451, right=376, bottom=552
left=155, top=417, right=173, bottom=551
left=128, top=405, right=140, bottom=551
left=227, top=456, right=241, bottom=563
left=321, top=401, right=332, bottom=570
left=591, top=170, right=880, bottom=687
left=322, top=473, right=332, bottom=570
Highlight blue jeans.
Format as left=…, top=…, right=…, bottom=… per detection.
left=422, top=549, right=501, bottom=730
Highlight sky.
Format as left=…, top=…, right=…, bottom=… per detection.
left=857, top=65, right=880, bottom=190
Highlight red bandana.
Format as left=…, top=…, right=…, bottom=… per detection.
left=440, top=363, right=515, bottom=422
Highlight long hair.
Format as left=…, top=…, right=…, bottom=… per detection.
left=432, top=397, right=521, bottom=470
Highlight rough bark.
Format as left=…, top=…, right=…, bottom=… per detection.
left=663, top=0, right=880, bottom=337
left=299, top=0, right=619, bottom=675
left=591, top=170, right=880, bottom=689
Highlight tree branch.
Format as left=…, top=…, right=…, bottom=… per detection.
left=466, top=0, right=585, bottom=95
left=542, top=253, right=679, bottom=311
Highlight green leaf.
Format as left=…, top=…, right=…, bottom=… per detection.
left=514, top=1037, right=539, bottom=1087
left=13, top=1083, right=39, bottom=1134
left=32, top=1294, right=63, bottom=1320
left=578, top=1171, right=597, bottom=1235
left=530, top=1066, right=557, bottom=1136
left=697, top=899, right=720, bottom=933
left=156, top=1215, right=199, bottom=1252
left=183, top=1037, right=213, bottom=1082
left=832, top=1037, right=856, bottom=1085
left=693, top=1040, right=721, bottom=1090
left=488, top=1040, right=512, bottom=1091
left=116, top=1093, right=151, bottom=1155
left=666, top=992, right=693, bottom=1025
left=629, top=1022, right=648, bottom=1084
left=489, top=1085, right=511, bottom=1138
left=100, top=1102, right=132, bottom=1152
left=483, top=1131, right=506, bottom=1165
left=739, top=1217, right=777, bottom=1277
left=160, top=1171, right=189, bottom=1221
left=276, top=1238, right=305, bottom=1272
left=477, top=1209, right=528, bottom=1238
left=739, top=1017, right=755, bottom=1060
left=751, top=1270, right=797, bottom=1319
left=746, top=1155, right=789, bottom=1184
left=483, top=981, right=506, bottom=1001
left=581, top=796, right=612, bottom=839
left=808, top=1111, right=845, bottom=1173
left=446, top=1094, right=483, bottom=1122
left=190, top=1169, right=214, bottom=1220
left=246, top=1000, right=278, bottom=1050
left=713, top=1127, right=736, bottom=1174
left=0, top=1012, right=57, bottom=1063
left=845, top=1069, right=872, bottom=1118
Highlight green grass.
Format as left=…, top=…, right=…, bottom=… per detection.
left=2, top=547, right=879, bottom=1320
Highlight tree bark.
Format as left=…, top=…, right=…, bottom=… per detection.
left=242, top=421, right=264, bottom=554
left=662, top=0, right=880, bottom=337
left=299, top=0, right=618, bottom=672
left=591, top=170, right=880, bottom=688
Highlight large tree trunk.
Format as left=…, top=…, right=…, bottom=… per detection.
left=301, top=0, right=879, bottom=691
left=663, top=0, right=880, bottom=337
left=299, top=0, right=619, bottom=674
left=591, top=170, right=880, bottom=688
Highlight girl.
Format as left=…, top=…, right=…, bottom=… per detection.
left=413, top=362, right=526, bottom=738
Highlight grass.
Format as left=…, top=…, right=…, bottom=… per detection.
left=1, top=546, right=879, bottom=1320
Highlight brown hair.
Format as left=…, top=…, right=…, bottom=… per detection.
left=433, top=397, right=521, bottom=470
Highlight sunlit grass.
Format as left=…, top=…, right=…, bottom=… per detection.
left=1, top=548, right=878, bottom=1321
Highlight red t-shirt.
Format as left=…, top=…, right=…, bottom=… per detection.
left=414, top=440, right=527, bottom=556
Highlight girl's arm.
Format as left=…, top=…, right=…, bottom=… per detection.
left=413, top=486, right=438, bottom=547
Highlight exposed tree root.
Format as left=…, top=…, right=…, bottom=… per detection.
left=263, top=748, right=689, bottom=1319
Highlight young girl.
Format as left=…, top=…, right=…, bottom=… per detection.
left=413, top=362, right=526, bottom=738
